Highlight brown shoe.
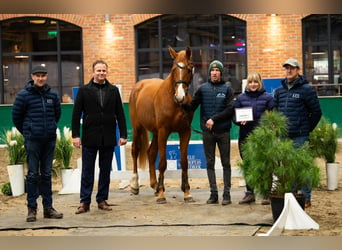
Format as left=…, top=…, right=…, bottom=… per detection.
left=98, top=201, right=112, bottom=211
left=75, top=203, right=90, bottom=214
left=44, top=208, right=63, bottom=219
left=305, top=201, right=311, bottom=208
left=26, top=207, right=37, bottom=222
left=238, top=193, right=255, bottom=204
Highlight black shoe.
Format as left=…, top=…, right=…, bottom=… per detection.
left=206, top=192, right=218, bottom=204
left=238, top=192, right=255, bottom=204
left=222, top=193, right=232, bottom=205
left=44, top=208, right=63, bottom=219
left=26, top=207, right=37, bottom=222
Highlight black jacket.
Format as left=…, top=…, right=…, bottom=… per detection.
left=72, top=79, right=127, bottom=147
left=12, top=80, right=61, bottom=141
left=188, top=80, right=234, bottom=132
left=273, top=75, right=322, bottom=137
left=233, top=87, right=274, bottom=139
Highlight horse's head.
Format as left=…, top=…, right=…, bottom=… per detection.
left=169, top=45, right=194, bottom=104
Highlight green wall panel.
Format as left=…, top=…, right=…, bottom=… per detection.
left=0, top=97, right=340, bottom=144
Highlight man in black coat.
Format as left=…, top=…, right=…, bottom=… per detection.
left=72, top=60, right=127, bottom=214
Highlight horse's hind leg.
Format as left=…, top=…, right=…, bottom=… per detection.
left=130, top=127, right=141, bottom=195
left=148, top=135, right=158, bottom=193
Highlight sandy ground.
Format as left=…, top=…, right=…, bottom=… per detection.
left=0, top=142, right=341, bottom=236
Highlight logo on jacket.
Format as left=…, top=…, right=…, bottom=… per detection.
left=292, top=93, right=300, bottom=98
left=47, top=99, right=53, bottom=104
left=216, top=93, right=226, bottom=98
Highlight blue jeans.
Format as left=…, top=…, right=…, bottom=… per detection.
left=25, top=139, right=55, bottom=209
left=290, top=135, right=311, bottom=202
left=202, top=130, right=231, bottom=194
left=80, top=145, right=114, bottom=204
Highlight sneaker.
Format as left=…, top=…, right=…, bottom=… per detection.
left=26, top=207, right=37, bottom=222
left=206, top=192, right=218, bottom=204
left=222, top=193, right=232, bottom=205
left=44, top=208, right=63, bottom=219
left=238, top=192, right=255, bottom=204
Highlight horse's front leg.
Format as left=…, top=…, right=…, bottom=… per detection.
left=179, top=130, right=193, bottom=202
left=155, top=134, right=168, bottom=204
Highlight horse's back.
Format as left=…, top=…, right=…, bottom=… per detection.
left=129, top=78, right=163, bottom=130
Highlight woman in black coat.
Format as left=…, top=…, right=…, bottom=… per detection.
left=233, top=72, right=274, bottom=205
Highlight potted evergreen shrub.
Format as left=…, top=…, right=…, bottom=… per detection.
left=309, top=117, right=339, bottom=190
left=238, top=111, right=321, bottom=221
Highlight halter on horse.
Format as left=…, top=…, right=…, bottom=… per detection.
left=129, top=45, right=194, bottom=203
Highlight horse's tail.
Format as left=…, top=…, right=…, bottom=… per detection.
left=137, top=127, right=149, bottom=170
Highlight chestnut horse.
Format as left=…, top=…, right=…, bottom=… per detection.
left=129, top=46, right=194, bottom=203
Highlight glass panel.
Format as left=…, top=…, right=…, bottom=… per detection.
left=331, top=15, right=342, bottom=43
left=333, top=47, right=342, bottom=83
left=1, top=18, right=58, bottom=53
left=61, top=55, right=82, bottom=103
left=137, top=51, right=160, bottom=80
left=60, top=22, right=82, bottom=51
left=222, top=16, right=247, bottom=46
left=137, top=19, right=159, bottom=49
left=161, top=15, right=219, bottom=48
left=304, top=45, right=328, bottom=84
left=135, top=14, right=247, bottom=94
left=2, top=56, right=30, bottom=104
left=302, top=15, right=328, bottom=43
left=223, top=49, right=246, bottom=94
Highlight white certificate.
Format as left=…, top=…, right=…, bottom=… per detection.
left=235, top=107, right=253, bottom=122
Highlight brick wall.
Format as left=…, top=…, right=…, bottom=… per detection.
left=0, top=14, right=309, bottom=102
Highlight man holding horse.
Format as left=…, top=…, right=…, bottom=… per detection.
left=183, top=60, right=234, bottom=205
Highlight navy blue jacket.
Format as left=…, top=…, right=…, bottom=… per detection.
left=233, top=87, right=274, bottom=139
left=72, top=79, right=127, bottom=147
left=273, top=75, right=322, bottom=137
left=12, top=80, right=61, bottom=141
left=188, top=80, right=234, bottom=132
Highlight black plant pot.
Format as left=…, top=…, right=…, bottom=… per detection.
left=270, top=194, right=306, bottom=222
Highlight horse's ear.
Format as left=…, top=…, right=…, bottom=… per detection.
left=186, top=47, right=192, bottom=59
left=168, top=45, right=178, bottom=59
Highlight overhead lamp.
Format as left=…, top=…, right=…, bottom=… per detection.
left=104, top=14, right=110, bottom=23
left=29, top=19, right=45, bottom=24
left=14, top=55, right=29, bottom=59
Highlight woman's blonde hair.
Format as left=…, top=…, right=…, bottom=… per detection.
left=247, top=72, right=263, bottom=90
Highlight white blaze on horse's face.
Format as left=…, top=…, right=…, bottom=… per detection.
left=174, top=62, right=187, bottom=104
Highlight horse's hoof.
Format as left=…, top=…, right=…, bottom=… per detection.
left=184, top=196, right=195, bottom=203
left=156, top=198, right=167, bottom=204
left=131, top=188, right=139, bottom=195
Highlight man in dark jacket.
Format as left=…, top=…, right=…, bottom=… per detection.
left=184, top=60, right=234, bottom=205
left=274, top=58, right=322, bottom=208
left=72, top=60, right=127, bottom=214
left=12, top=65, right=63, bottom=222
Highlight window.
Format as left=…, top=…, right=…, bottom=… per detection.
left=0, top=17, right=83, bottom=104
left=303, top=14, right=342, bottom=96
left=135, top=15, right=247, bottom=95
